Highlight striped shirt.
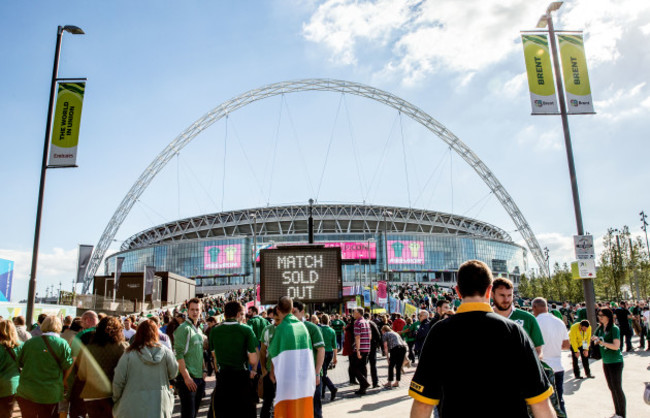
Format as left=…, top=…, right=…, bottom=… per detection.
left=354, top=318, right=371, bottom=354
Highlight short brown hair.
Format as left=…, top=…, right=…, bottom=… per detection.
left=277, top=296, right=293, bottom=314
left=492, top=277, right=514, bottom=292
left=187, top=298, right=202, bottom=308
left=457, top=260, right=493, bottom=297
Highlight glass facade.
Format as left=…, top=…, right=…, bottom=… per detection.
left=106, top=232, right=527, bottom=287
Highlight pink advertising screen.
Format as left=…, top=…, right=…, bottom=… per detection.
left=387, top=240, right=424, bottom=264
left=204, top=244, right=242, bottom=269
left=324, top=242, right=376, bottom=260
left=256, top=241, right=376, bottom=262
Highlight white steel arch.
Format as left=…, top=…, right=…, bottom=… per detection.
left=83, top=79, right=545, bottom=292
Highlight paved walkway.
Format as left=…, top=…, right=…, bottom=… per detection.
left=176, top=337, right=650, bottom=417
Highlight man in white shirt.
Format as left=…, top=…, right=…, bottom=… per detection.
left=532, top=297, right=570, bottom=415
left=122, top=317, right=136, bottom=340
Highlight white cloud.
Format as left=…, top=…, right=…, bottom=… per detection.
left=516, top=125, right=562, bottom=151
left=303, top=0, right=650, bottom=83
left=518, top=231, right=609, bottom=271
left=559, top=0, right=650, bottom=66
left=0, top=248, right=78, bottom=301
left=595, top=82, right=649, bottom=121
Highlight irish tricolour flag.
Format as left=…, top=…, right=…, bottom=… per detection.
left=269, top=313, right=315, bottom=418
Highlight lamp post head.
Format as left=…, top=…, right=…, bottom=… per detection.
left=63, top=25, right=85, bottom=35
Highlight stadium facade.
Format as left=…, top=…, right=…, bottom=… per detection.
left=104, top=204, right=527, bottom=291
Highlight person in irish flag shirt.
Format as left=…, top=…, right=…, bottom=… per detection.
left=269, top=296, right=316, bottom=418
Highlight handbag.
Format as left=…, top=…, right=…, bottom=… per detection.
left=590, top=326, right=602, bottom=360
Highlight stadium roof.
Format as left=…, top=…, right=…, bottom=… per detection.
left=121, top=204, right=513, bottom=250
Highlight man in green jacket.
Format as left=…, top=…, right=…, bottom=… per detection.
left=173, top=298, right=206, bottom=418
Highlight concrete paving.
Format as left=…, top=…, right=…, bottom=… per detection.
left=178, top=336, right=650, bottom=417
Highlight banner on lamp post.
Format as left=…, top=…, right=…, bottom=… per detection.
left=76, top=245, right=93, bottom=283
left=521, top=35, right=559, bottom=114
left=48, top=82, right=86, bottom=167
left=558, top=34, right=595, bottom=114
left=144, top=266, right=155, bottom=296
left=114, top=257, right=125, bottom=291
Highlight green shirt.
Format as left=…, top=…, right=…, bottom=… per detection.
left=551, top=310, right=563, bottom=321
left=261, top=323, right=277, bottom=370
left=173, top=320, right=205, bottom=378
left=71, top=327, right=95, bottom=357
left=247, top=316, right=268, bottom=345
left=403, top=322, right=417, bottom=343
left=209, top=319, right=257, bottom=371
left=508, top=309, right=545, bottom=348
left=17, top=335, right=73, bottom=404
left=330, top=319, right=345, bottom=336
left=596, top=325, right=624, bottom=364
left=575, top=308, right=587, bottom=323
left=320, top=325, right=337, bottom=353
left=0, top=344, right=21, bottom=397
left=304, top=320, right=325, bottom=375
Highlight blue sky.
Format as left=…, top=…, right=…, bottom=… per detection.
left=1, top=0, right=649, bottom=301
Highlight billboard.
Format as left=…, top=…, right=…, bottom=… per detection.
left=204, top=244, right=242, bottom=269
left=387, top=240, right=424, bottom=264
left=260, top=246, right=342, bottom=304
left=0, top=258, right=14, bottom=302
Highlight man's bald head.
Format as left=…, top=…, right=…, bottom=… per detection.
left=81, top=310, right=99, bottom=329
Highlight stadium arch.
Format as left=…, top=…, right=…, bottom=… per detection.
left=82, top=79, right=545, bottom=293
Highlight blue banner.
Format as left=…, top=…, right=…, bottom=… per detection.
left=0, top=258, right=14, bottom=302
left=363, top=288, right=370, bottom=305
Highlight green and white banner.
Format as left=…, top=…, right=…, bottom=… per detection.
left=48, top=82, right=85, bottom=167
left=522, top=35, right=558, bottom=114
left=558, top=35, right=595, bottom=114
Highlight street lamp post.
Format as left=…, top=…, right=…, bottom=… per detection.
left=26, top=25, right=84, bottom=329
left=251, top=212, right=258, bottom=289
left=543, top=247, right=550, bottom=279
left=535, top=2, right=597, bottom=329
left=640, top=210, right=650, bottom=257
left=383, top=209, right=392, bottom=313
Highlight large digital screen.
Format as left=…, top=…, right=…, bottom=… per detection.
left=256, top=241, right=376, bottom=262
left=0, top=258, right=14, bottom=302
left=387, top=240, right=425, bottom=264
left=260, top=246, right=342, bottom=304
left=204, top=244, right=242, bottom=269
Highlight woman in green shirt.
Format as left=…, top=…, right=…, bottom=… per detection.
left=592, top=307, right=626, bottom=418
left=16, top=315, right=73, bottom=418
left=0, top=320, right=21, bottom=418
left=401, top=317, right=417, bottom=366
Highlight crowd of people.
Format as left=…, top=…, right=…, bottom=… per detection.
left=0, top=267, right=648, bottom=418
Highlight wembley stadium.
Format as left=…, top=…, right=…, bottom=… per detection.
left=103, top=203, right=528, bottom=292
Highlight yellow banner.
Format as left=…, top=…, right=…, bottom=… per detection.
left=49, top=82, right=85, bottom=167
left=521, top=35, right=558, bottom=114
left=404, top=303, right=417, bottom=318
left=558, top=35, right=595, bottom=114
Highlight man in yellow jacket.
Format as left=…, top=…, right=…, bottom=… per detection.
left=569, top=320, right=593, bottom=379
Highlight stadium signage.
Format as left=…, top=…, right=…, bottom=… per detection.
left=260, top=246, right=342, bottom=304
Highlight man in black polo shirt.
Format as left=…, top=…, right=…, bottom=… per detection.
left=409, top=260, right=555, bottom=418
left=614, top=301, right=634, bottom=352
